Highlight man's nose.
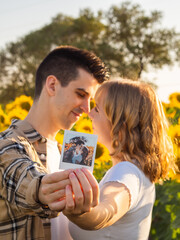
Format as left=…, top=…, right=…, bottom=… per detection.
left=81, top=99, right=90, bottom=114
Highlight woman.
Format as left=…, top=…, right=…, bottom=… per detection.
left=63, top=79, right=174, bottom=240
left=72, top=145, right=83, bottom=164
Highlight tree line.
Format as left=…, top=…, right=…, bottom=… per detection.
left=0, top=1, right=180, bottom=104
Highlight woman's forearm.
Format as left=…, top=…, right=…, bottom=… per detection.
left=64, top=182, right=130, bottom=230
left=66, top=201, right=117, bottom=230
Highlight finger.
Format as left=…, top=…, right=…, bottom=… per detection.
left=42, top=169, right=72, bottom=184
left=46, top=189, right=66, bottom=203
left=81, top=168, right=99, bottom=207
left=74, top=168, right=92, bottom=211
left=69, top=172, right=84, bottom=210
left=42, top=179, right=71, bottom=195
left=64, top=185, right=75, bottom=213
left=48, top=198, right=66, bottom=211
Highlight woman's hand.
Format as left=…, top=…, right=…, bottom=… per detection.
left=63, top=180, right=130, bottom=230
left=64, top=168, right=99, bottom=215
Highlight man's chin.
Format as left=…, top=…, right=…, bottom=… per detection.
left=63, top=122, right=75, bottom=131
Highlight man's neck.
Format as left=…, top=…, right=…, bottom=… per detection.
left=25, top=103, right=58, bottom=141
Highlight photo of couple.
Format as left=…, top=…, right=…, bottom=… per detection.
left=63, top=137, right=90, bottom=165
left=60, top=131, right=98, bottom=171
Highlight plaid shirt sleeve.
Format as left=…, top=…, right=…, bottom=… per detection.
left=0, top=135, right=57, bottom=219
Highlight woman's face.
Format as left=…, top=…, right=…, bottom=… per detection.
left=89, top=94, right=112, bottom=152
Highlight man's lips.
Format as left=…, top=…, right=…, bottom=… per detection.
left=72, top=111, right=81, bottom=118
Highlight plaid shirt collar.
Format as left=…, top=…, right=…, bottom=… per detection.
left=10, top=118, right=47, bottom=144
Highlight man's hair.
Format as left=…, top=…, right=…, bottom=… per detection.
left=34, top=45, right=109, bottom=99
left=95, top=79, right=174, bottom=183
left=76, top=140, right=85, bottom=146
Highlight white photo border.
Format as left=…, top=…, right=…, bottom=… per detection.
left=59, top=130, right=98, bottom=172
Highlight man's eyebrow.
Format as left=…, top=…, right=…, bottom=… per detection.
left=76, top=88, right=89, bottom=96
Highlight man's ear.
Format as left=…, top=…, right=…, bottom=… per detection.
left=45, top=75, right=58, bottom=96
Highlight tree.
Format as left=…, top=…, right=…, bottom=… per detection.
left=0, top=2, right=179, bottom=104
left=105, top=1, right=178, bottom=79
left=0, top=10, right=105, bottom=104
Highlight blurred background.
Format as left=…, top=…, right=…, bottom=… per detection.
left=0, top=1, right=180, bottom=239
left=0, top=0, right=180, bottom=103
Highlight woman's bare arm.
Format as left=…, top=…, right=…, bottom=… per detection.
left=63, top=175, right=130, bottom=230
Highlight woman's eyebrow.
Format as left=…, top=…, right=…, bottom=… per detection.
left=95, top=103, right=99, bottom=109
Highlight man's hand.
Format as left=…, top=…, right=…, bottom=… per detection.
left=63, top=168, right=99, bottom=215
left=38, top=170, right=71, bottom=211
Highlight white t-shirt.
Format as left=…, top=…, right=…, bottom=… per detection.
left=46, top=138, right=73, bottom=240
left=46, top=138, right=61, bottom=173
left=69, top=161, right=155, bottom=240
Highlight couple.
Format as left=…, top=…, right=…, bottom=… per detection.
left=0, top=46, right=173, bottom=240
left=71, top=143, right=88, bottom=165
left=63, top=139, right=89, bottom=165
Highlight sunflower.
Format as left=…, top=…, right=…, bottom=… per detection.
left=90, top=99, right=96, bottom=110
left=168, top=92, right=180, bottom=108
left=168, top=125, right=180, bottom=171
left=6, top=95, right=33, bottom=113
left=168, top=125, right=180, bottom=145
left=168, top=110, right=176, bottom=119
left=163, top=102, right=176, bottom=117
left=93, top=142, right=112, bottom=181
left=0, top=106, right=9, bottom=131
left=73, top=113, right=88, bottom=124
left=0, top=106, right=7, bottom=124
left=95, top=142, right=111, bottom=162
left=163, top=93, right=180, bottom=124
left=55, top=132, right=64, bottom=145
left=7, top=108, right=28, bottom=122
left=168, top=169, right=180, bottom=183
left=176, top=174, right=180, bottom=183
left=168, top=168, right=176, bottom=179
left=75, top=118, right=93, bottom=133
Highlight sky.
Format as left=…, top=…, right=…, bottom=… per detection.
left=0, top=0, right=180, bottom=102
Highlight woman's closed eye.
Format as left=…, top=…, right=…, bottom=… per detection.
left=94, top=106, right=99, bottom=113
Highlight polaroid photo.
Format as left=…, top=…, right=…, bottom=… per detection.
left=59, top=130, right=98, bottom=172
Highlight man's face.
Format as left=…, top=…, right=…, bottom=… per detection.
left=51, top=68, right=99, bottom=130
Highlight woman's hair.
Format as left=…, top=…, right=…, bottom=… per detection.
left=95, top=79, right=174, bottom=182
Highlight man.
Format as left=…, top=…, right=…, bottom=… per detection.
left=0, top=46, right=109, bottom=239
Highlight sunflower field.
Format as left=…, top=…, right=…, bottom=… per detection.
left=150, top=92, right=180, bottom=240
left=0, top=93, right=180, bottom=181
left=0, top=95, right=112, bottom=182
left=0, top=93, right=180, bottom=239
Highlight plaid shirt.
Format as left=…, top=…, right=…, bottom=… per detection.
left=0, top=119, right=59, bottom=240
